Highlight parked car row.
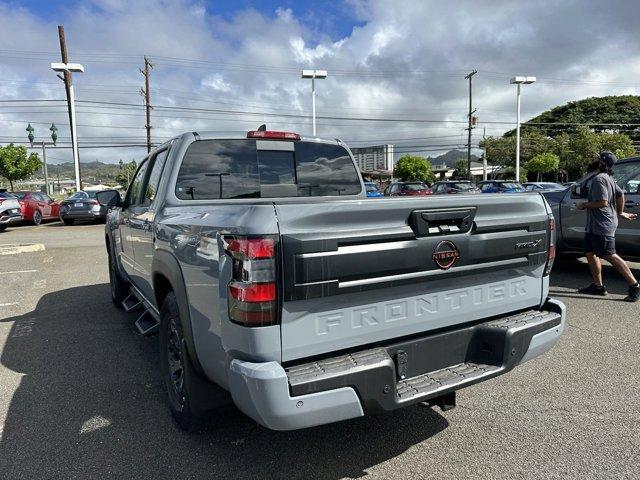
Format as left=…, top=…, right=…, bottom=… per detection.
left=0, top=189, right=111, bottom=232
left=364, top=180, right=567, bottom=198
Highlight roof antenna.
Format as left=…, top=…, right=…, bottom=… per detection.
left=257, top=124, right=266, bottom=131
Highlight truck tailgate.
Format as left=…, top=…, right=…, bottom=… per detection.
left=276, top=195, right=550, bottom=362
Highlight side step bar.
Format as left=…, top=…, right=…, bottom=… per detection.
left=122, top=292, right=142, bottom=312
left=122, top=288, right=160, bottom=336
left=135, top=311, right=160, bottom=336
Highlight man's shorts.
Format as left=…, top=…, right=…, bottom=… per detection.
left=584, top=233, right=616, bottom=257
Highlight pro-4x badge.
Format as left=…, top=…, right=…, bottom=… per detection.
left=515, top=239, right=542, bottom=249
left=432, top=240, right=460, bottom=270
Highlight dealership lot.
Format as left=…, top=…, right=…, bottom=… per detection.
left=0, top=223, right=638, bottom=480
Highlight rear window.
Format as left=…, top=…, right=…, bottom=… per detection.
left=401, top=183, right=427, bottom=191
left=0, top=192, right=17, bottom=198
left=175, top=139, right=361, bottom=199
left=452, top=183, right=474, bottom=190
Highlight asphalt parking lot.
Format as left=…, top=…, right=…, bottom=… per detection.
left=0, top=223, right=638, bottom=480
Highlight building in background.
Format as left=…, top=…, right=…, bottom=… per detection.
left=350, top=144, right=394, bottom=173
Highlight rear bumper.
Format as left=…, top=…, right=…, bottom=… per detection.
left=60, top=208, right=105, bottom=220
left=228, top=299, right=565, bottom=430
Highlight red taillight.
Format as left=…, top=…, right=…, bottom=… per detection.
left=223, top=237, right=274, bottom=260
left=229, top=282, right=276, bottom=302
left=544, top=216, right=556, bottom=276
left=223, top=235, right=279, bottom=327
left=247, top=130, right=300, bottom=140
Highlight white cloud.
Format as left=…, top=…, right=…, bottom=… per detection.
left=202, top=74, right=232, bottom=93
left=0, top=0, right=638, bottom=166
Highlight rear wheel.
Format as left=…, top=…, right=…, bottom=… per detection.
left=32, top=210, right=42, bottom=225
left=160, top=292, right=202, bottom=431
left=62, top=218, right=75, bottom=226
left=0, top=225, right=6, bottom=232
left=108, top=247, right=128, bottom=308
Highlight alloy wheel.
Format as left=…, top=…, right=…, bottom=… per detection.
left=167, top=318, right=185, bottom=405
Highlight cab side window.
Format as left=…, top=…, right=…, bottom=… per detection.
left=125, top=160, right=149, bottom=206
left=142, top=150, right=169, bottom=207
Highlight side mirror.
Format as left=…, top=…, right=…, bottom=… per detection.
left=96, top=189, right=122, bottom=207
left=570, top=183, right=583, bottom=199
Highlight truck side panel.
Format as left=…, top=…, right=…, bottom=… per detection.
left=154, top=204, right=280, bottom=389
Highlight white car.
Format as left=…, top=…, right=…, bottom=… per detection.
left=0, top=190, right=23, bottom=232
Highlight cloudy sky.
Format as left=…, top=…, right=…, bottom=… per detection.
left=1, top=0, right=639, bottom=165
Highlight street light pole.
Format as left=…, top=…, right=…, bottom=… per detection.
left=510, top=76, right=536, bottom=182
left=51, top=61, right=84, bottom=191
left=26, top=123, right=57, bottom=195
left=301, top=70, right=327, bottom=136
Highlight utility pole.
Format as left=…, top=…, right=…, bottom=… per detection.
left=482, top=127, right=488, bottom=180
left=56, top=25, right=82, bottom=190
left=465, top=70, right=477, bottom=180
left=140, top=56, right=153, bottom=153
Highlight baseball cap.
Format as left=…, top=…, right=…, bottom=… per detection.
left=598, top=151, right=617, bottom=168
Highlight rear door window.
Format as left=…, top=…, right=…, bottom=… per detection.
left=175, top=139, right=361, bottom=199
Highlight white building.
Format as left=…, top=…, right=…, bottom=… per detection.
left=350, top=144, right=394, bottom=173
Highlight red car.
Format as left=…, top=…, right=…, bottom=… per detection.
left=13, top=191, right=60, bottom=225
left=384, top=182, right=433, bottom=196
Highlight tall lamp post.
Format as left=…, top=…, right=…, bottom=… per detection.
left=301, top=69, right=327, bottom=136
left=26, top=123, right=58, bottom=195
left=510, top=76, right=536, bottom=182
left=51, top=62, right=84, bottom=191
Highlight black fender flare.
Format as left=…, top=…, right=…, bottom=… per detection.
left=152, top=249, right=205, bottom=376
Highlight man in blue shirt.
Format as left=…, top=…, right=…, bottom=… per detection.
left=577, top=151, right=639, bottom=302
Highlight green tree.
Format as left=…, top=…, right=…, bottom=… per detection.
left=480, top=132, right=555, bottom=170
left=597, top=131, right=635, bottom=159
left=506, top=95, right=640, bottom=140
left=451, top=158, right=469, bottom=180
left=393, top=155, right=435, bottom=184
left=0, top=144, right=41, bottom=190
left=527, top=152, right=560, bottom=181
left=116, top=160, right=137, bottom=188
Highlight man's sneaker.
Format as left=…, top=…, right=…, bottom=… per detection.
left=623, top=283, right=640, bottom=303
left=577, top=284, right=608, bottom=296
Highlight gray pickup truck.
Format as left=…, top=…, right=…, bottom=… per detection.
left=97, top=130, right=565, bottom=431
left=543, top=156, right=640, bottom=256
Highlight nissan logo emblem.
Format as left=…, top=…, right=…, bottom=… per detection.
left=432, top=240, right=460, bottom=270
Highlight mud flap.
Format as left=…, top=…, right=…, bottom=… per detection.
left=181, top=339, right=232, bottom=416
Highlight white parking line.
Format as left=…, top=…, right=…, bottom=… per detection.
left=0, top=270, right=38, bottom=275
left=0, top=303, right=19, bottom=307
left=0, top=243, right=45, bottom=255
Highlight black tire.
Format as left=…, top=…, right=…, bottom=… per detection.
left=62, top=218, right=75, bottom=226
left=0, top=225, right=6, bottom=232
left=108, top=247, right=128, bottom=308
left=32, top=210, right=42, bottom=225
left=160, top=292, right=202, bottom=431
